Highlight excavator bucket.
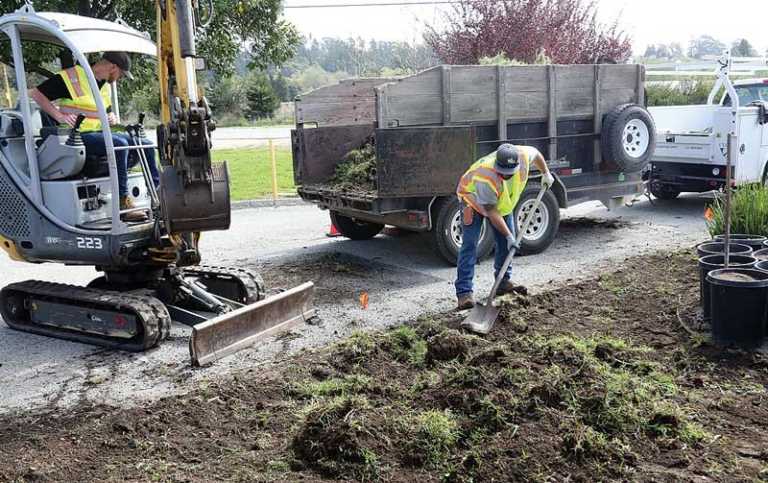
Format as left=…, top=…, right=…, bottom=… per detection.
left=189, top=282, right=315, bottom=366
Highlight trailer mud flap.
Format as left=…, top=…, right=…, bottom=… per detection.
left=189, top=282, right=315, bottom=366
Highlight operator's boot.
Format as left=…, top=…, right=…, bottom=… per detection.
left=120, top=196, right=148, bottom=222
left=457, top=293, right=475, bottom=310
left=495, top=280, right=528, bottom=297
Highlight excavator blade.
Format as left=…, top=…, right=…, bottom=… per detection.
left=189, top=282, right=315, bottom=366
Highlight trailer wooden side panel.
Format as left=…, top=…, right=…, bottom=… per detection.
left=295, top=78, right=395, bottom=126
left=376, top=64, right=645, bottom=128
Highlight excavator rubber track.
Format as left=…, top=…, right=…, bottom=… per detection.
left=181, top=265, right=265, bottom=304
left=0, top=280, right=171, bottom=351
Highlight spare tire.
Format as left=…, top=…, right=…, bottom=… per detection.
left=601, top=103, right=656, bottom=173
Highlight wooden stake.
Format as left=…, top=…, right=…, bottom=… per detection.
left=724, top=133, right=733, bottom=268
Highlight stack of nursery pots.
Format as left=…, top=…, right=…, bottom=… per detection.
left=698, top=235, right=768, bottom=348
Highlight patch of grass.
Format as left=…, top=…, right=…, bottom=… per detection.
left=383, top=326, right=428, bottom=366
left=598, top=274, right=629, bottom=297
left=406, top=409, right=460, bottom=468
left=289, top=374, right=372, bottom=399
left=292, top=395, right=375, bottom=477
left=212, top=147, right=295, bottom=201
left=333, top=331, right=378, bottom=368
left=529, top=335, right=702, bottom=445
left=562, top=421, right=611, bottom=460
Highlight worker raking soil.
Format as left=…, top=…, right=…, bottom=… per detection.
left=454, top=144, right=554, bottom=331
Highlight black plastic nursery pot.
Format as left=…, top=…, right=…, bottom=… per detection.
left=698, top=254, right=756, bottom=319
left=753, top=249, right=768, bottom=263
left=755, top=260, right=768, bottom=273
left=707, top=268, right=768, bottom=349
left=713, top=234, right=767, bottom=251
left=696, top=242, right=752, bottom=258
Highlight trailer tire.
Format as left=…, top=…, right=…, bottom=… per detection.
left=432, top=197, right=494, bottom=266
left=601, top=103, right=656, bottom=173
left=330, top=212, right=384, bottom=240
left=515, top=184, right=560, bottom=255
left=649, top=182, right=680, bottom=200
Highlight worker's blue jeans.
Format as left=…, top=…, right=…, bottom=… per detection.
left=454, top=205, right=516, bottom=297
left=81, top=132, right=160, bottom=197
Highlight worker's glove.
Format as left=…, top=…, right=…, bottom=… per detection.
left=541, top=171, right=555, bottom=189
left=506, top=234, right=520, bottom=252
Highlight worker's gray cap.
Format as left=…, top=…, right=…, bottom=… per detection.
left=102, top=51, right=134, bottom=80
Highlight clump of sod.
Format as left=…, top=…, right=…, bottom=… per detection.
left=331, top=141, right=376, bottom=191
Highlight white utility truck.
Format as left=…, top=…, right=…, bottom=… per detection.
left=647, top=53, right=768, bottom=199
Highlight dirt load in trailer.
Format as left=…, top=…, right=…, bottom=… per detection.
left=292, top=65, right=655, bottom=264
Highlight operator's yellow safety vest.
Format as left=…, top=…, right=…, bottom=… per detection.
left=457, top=148, right=531, bottom=217
left=57, top=65, right=112, bottom=132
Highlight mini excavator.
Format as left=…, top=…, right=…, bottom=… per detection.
left=0, top=2, right=314, bottom=365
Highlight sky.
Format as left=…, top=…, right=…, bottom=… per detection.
left=283, top=0, right=768, bottom=55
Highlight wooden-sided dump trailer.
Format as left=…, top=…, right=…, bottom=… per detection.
left=292, top=64, right=656, bottom=264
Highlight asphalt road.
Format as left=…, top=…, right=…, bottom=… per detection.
left=0, top=194, right=711, bottom=414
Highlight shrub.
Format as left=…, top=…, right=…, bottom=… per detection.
left=646, top=80, right=715, bottom=107
left=706, top=184, right=768, bottom=237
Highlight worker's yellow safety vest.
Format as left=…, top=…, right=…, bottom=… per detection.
left=58, top=65, right=112, bottom=133
left=457, top=148, right=531, bottom=217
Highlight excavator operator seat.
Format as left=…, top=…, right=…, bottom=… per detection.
left=0, top=101, right=43, bottom=178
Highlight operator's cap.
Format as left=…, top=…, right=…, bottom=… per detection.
left=102, top=51, right=133, bottom=80
left=495, top=143, right=520, bottom=176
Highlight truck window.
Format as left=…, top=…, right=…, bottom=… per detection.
left=722, top=83, right=768, bottom=106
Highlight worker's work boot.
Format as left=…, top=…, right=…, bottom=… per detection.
left=120, top=196, right=148, bottom=222
left=495, top=280, right=528, bottom=297
left=457, top=293, right=475, bottom=310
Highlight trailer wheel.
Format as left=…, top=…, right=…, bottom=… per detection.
left=330, top=212, right=384, bottom=240
left=649, top=182, right=680, bottom=200
left=432, top=197, right=494, bottom=266
left=601, top=104, right=656, bottom=173
left=515, top=184, right=560, bottom=255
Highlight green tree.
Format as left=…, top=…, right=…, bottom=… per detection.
left=244, top=72, right=280, bottom=119
left=687, top=35, right=726, bottom=58
left=731, top=39, right=758, bottom=57
left=0, top=0, right=300, bottom=73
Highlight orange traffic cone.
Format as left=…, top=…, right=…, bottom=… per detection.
left=326, top=220, right=341, bottom=237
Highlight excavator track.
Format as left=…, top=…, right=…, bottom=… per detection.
left=181, top=265, right=265, bottom=304
left=0, top=280, right=171, bottom=352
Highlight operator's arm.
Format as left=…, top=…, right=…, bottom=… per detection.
left=29, top=88, right=75, bottom=126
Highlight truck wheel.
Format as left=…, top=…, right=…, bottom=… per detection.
left=330, top=212, right=384, bottom=240
left=601, top=103, right=656, bottom=173
left=432, top=197, right=494, bottom=266
left=515, top=184, right=560, bottom=255
left=649, top=182, right=680, bottom=200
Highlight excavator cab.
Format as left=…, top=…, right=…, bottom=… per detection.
left=0, top=7, right=157, bottom=240
left=0, top=4, right=315, bottom=366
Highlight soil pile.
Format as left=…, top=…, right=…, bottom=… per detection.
left=2, top=251, right=768, bottom=481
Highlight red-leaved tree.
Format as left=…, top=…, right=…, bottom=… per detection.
left=424, top=0, right=632, bottom=65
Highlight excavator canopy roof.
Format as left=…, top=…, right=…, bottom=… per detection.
left=3, top=11, right=156, bottom=57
